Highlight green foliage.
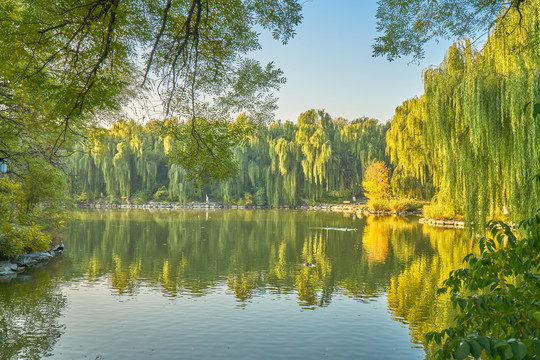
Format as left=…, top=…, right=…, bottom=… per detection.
left=367, top=198, right=423, bottom=212
left=0, top=177, right=52, bottom=258
left=68, top=110, right=389, bottom=207
left=237, top=192, right=253, bottom=206
left=423, top=188, right=464, bottom=220
left=426, top=214, right=540, bottom=359
left=74, top=193, right=90, bottom=205
left=386, top=96, right=435, bottom=200
left=423, top=201, right=463, bottom=221
left=391, top=172, right=434, bottom=200
left=20, top=158, right=67, bottom=215
left=296, top=110, right=333, bottom=187
left=362, top=160, right=391, bottom=200
left=386, top=2, right=540, bottom=225
left=254, top=188, right=267, bottom=206
left=374, top=0, right=530, bottom=61
left=0, top=0, right=303, bottom=179
left=153, top=186, right=170, bottom=201
left=131, top=191, right=152, bottom=205
left=164, top=114, right=254, bottom=182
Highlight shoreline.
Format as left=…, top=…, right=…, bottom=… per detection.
left=77, top=201, right=473, bottom=229
left=76, top=201, right=423, bottom=216
left=419, top=217, right=465, bottom=229
left=0, top=244, right=64, bottom=281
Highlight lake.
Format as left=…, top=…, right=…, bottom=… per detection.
left=0, top=209, right=471, bottom=359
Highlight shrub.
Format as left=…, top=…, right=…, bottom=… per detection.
left=367, top=198, right=389, bottom=210
left=423, top=201, right=462, bottom=220
left=254, top=188, right=267, bottom=206
left=153, top=186, right=170, bottom=201
left=0, top=224, right=51, bottom=258
left=236, top=192, right=253, bottom=206
left=132, top=190, right=152, bottom=205
left=426, top=215, right=540, bottom=359
left=243, top=192, right=253, bottom=205
left=0, top=177, right=51, bottom=258
left=74, top=192, right=89, bottom=204
left=367, top=198, right=423, bottom=211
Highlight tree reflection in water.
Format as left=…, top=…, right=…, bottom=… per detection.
left=0, top=260, right=67, bottom=360
left=387, top=225, right=473, bottom=349
left=0, top=210, right=471, bottom=358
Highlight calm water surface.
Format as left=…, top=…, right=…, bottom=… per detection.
left=0, top=210, right=471, bottom=359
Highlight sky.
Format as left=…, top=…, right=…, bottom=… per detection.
left=249, top=0, right=454, bottom=123
left=126, top=1, right=455, bottom=124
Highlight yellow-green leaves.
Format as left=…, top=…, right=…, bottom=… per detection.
left=388, top=2, right=540, bottom=224
left=362, top=161, right=391, bottom=200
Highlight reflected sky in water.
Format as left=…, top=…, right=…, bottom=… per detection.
left=0, top=210, right=470, bottom=359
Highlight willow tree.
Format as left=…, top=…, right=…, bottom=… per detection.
left=386, top=97, right=434, bottom=199
left=214, top=118, right=271, bottom=205
left=341, top=117, right=389, bottom=198
left=422, top=1, right=540, bottom=225
left=67, top=111, right=394, bottom=206
left=295, top=110, right=334, bottom=201
left=267, top=136, right=301, bottom=205
left=67, top=119, right=170, bottom=202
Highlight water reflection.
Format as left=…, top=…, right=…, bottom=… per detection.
left=386, top=226, right=473, bottom=349
left=0, top=210, right=472, bottom=359
left=66, top=210, right=368, bottom=304
left=64, top=211, right=468, bottom=316
left=0, top=261, right=67, bottom=360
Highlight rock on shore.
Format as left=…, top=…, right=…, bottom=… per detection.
left=0, top=244, right=64, bottom=280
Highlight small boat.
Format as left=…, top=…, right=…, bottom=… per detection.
left=303, top=262, right=316, bottom=267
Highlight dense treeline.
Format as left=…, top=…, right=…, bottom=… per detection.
left=69, top=0, right=540, bottom=218
left=67, top=110, right=389, bottom=206
left=386, top=2, right=540, bottom=225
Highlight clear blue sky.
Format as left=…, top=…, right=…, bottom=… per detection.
left=251, top=0, right=453, bottom=123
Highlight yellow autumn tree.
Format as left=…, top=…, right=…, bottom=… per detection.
left=362, top=161, right=391, bottom=200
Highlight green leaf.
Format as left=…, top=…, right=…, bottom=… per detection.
left=455, top=341, right=470, bottom=360
left=469, top=339, right=483, bottom=359
left=503, top=344, right=513, bottom=359
left=533, top=102, right=540, bottom=117
left=475, top=336, right=490, bottom=351
left=434, top=332, right=441, bottom=345
left=511, top=341, right=527, bottom=360
left=458, top=298, right=467, bottom=311
left=535, top=341, right=540, bottom=356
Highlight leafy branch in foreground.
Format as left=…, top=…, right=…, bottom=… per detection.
left=373, top=0, right=531, bottom=62
left=426, top=214, right=540, bottom=359
left=163, top=113, right=255, bottom=182
left=1, top=0, right=302, bottom=180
